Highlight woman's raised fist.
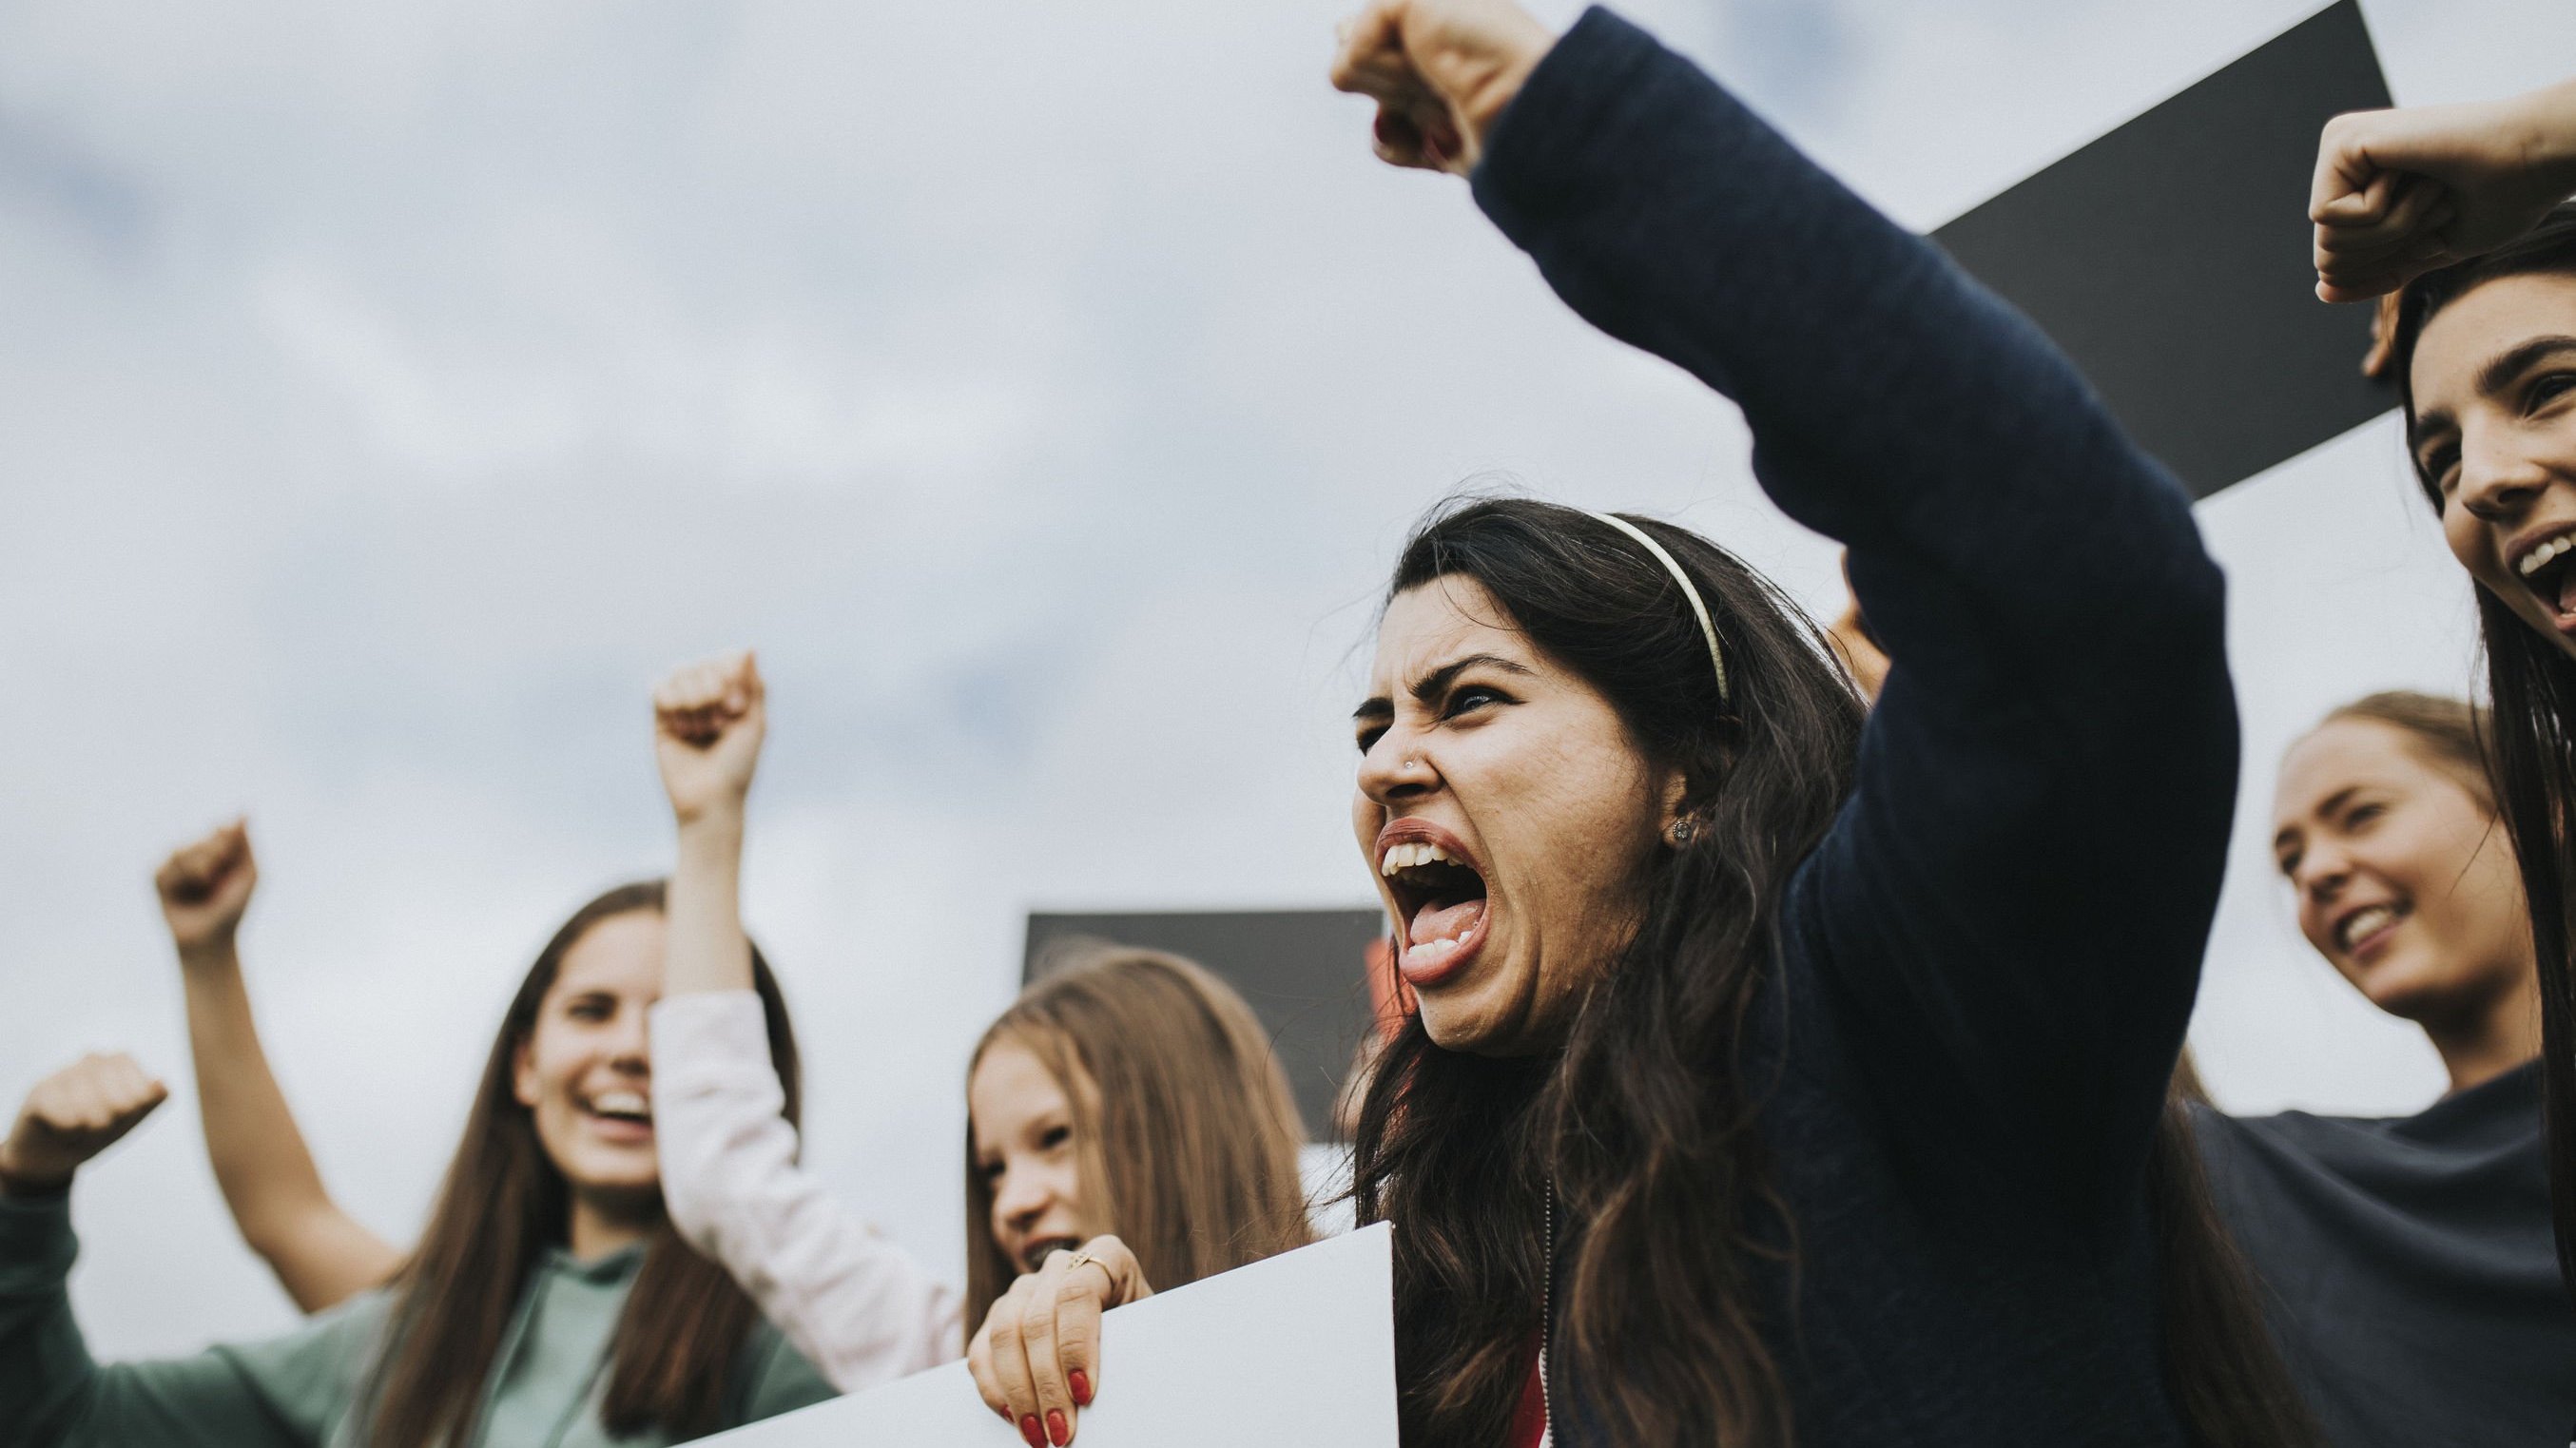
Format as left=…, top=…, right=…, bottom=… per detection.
left=652, top=650, right=768, bottom=826
left=2312, top=81, right=2576, bottom=303
left=154, top=820, right=258, bottom=956
left=0, top=1052, right=168, bottom=1196
left=1330, top=0, right=1554, bottom=176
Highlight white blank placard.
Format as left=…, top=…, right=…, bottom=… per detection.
left=703, top=1223, right=1396, bottom=1447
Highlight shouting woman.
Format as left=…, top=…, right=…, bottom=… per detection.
left=970, top=2, right=2312, bottom=1445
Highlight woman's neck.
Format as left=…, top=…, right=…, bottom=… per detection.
left=566, top=1192, right=658, bottom=1262
left=2428, top=974, right=2545, bottom=1094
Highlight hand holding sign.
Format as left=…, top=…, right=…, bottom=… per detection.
left=2312, top=80, right=2576, bottom=302
left=971, top=1236, right=1153, bottom=1447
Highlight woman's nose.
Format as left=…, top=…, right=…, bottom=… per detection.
left=1356, top=732, right=1435, bottom=806
left=2296, top=845, right=2353, bottom=901
left=2455, top=431, right=2553, bottom=522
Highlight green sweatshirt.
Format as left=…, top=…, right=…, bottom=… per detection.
left=0, top=1192, right=837, bottom=1447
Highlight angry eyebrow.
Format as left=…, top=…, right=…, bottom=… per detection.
left=1352, top=652, right=1539, bottom=723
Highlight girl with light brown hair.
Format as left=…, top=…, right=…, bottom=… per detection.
left=643, top=653, right=1312, bottom=1448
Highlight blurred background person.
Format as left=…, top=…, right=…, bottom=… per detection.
left=0, top=879, right=834, bottom=1447
left=646, top=652, right=1311, bottom=1448
left=2198, top=692, right=2570, bottom=1446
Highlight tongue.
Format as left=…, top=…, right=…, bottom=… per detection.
left=2557, top=570, right=2576, bottom=617
left=1408, top=897, right=1486, bottom=947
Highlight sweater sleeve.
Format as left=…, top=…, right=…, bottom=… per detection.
left=650, top=993, right=961, bottom=1391
left=0, top=1193, right=368, bottom=1448
left=1472, top=10, right=2236, bottom=1212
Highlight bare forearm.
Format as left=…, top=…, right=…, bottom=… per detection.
left=666, top=812, right=754, bottom=995
left=176, top=946, right=399, bottom=1310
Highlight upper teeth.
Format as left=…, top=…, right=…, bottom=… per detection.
left=593, top=1091, right=649, bottom=1117
left=2521, top=535, right=2575, bottom=576
left=2337, top=904, right=2398, bottom=950
left=1381, top=841, right=1453, bottom=877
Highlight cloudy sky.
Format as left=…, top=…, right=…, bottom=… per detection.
left=8, top=0, right=2576, bottom=1361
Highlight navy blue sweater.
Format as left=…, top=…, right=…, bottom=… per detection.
left=1474, top=11, right=2237, bottom=1443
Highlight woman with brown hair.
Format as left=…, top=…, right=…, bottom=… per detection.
left=2202, top=690, right=2572, bottom=1445
left=975, top=1, right=2319, bottom=1444
left=2310, top=69, right=2576, bottom=1338
left=0, top=879, right=835, bottom=1447
left=643, top=653, right=1311, bottom=1448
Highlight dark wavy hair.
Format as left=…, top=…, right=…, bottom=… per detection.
left=1349, top=497, right=2315, bottom=1447
left=364, top=879, right=803, bottom=1448
left=2386, top=204, right=2576, bottom=1292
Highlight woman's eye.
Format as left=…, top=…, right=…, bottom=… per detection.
left=2529, top=373, right=2576, bottom=412
left=2347, top=802, right=2383, bottom=829
left=2276, top=850, right=2300, bottom=878
left=978, top=1160, right=1004, bottom=1184
left=568, top=1000, right=610, bottom=1021
left=1356, top=724, right=1386, bottom=755
left=1039, top=1124, right=1071, bottom=1151
left=1443, top=686, right=1505, bottom=719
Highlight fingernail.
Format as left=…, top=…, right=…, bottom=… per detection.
left=1068, top=1369, right=1092, bottom=1406
left=1020, top=1415, right=1044, bottom=1448
left=1047, top=1410, right=1070, bottom=1446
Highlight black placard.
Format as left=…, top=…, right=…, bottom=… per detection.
left=1023, top=908, right=1385, bottom=1142
left=1933, top=1, right=2394, bottom=498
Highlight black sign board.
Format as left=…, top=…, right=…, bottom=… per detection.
left=1023, top=908, right=1385, bottom=1142
left=1933, top=1, right=2394, bottom=498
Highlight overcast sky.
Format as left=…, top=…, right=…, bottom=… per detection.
left=8, top=0, right=2576, bottom=1361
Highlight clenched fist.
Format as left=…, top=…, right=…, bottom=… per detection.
left=653, top=651, right=767, bottom=826
left=155, top=820, right=258, bottom=957
left=2312, top=80, right=2576, bottom=303
left=0, top=1053, right=168, bottom=1196
left=1330, top=0, right=1554, bottom=176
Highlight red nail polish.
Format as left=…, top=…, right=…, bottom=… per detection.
left=1047, top=1409, right=1070, bottom=1446
left=1069, top=1369, right=1093, bottom=1406
left=1019, top=1414, right=1044, bottom=1448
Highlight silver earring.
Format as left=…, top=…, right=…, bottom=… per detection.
left=1668, top=819, right=1695, bottom=845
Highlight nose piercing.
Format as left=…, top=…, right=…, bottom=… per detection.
left=1403, top=757, right=1420, bottom=772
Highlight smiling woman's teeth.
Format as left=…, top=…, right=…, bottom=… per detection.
left=2337, top=904, right=2398, bottom=950
left=2522, top=534, right=2576, bottom=576
left=1382, top=841, right=1455, bottom=876
left=591, top=1090, right=650, bottom=1120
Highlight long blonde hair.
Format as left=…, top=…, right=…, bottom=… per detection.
left=962, top=943, right=1312, bottom=1321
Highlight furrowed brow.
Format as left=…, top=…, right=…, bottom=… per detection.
left=1408, top=652, right=1537, bottom=705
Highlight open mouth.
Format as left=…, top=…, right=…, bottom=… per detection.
left=2513, top=530, right=2576, bottom=629
left=1378, top=829, right=1491, bottom=988
left=1019, top=1235, right=1083, bottom=1275
left=583, top=1089, right=654, bottom=1139
left=2334, top=900, right=2408, bottom=957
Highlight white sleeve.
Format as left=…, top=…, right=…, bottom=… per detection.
left=650, top=992, right=963, bottom=1390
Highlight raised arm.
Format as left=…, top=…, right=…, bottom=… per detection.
left=2310, top=78, right=2576, bottom=301
left=154, top=824, right=401, bottom=1308
left=0, top=1053, right=339, bottom=1448
left=1337, top=3, right=2235, bottom=1205
left=649, top=653, right=959, bottom=1391
left=152, top=824, right=401, bottom=1314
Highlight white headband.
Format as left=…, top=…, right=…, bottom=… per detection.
left=1584, top=511, right=1731, bottom=703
